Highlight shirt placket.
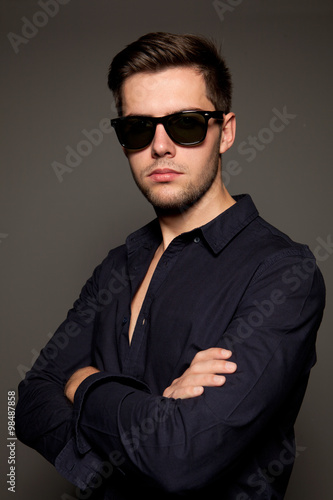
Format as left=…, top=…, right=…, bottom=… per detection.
left=121, top=236, right=189, bottom=379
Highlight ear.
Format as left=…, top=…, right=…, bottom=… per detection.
left=219, top=113, right=236, bottom=154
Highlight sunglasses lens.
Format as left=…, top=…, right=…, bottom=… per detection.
left=113, top=111, right=212, bottom=149
left=168, top=112, right=206, bottom=145
left=117, top=117, right=154, bottom=149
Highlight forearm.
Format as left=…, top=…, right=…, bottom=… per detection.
left=73, top=363, right=280, bottom=494
left=73, top=376, right=210, bottom=493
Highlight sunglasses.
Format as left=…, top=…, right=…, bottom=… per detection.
left=110, top=110, right=224, bottom=150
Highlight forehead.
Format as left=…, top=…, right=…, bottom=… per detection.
left=121, top=66, right=214, bottom=116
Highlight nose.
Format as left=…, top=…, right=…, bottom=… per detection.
left=151, top=123, right=176, bottom=158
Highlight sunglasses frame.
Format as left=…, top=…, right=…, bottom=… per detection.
left=110, top=110, right=225, bottom=150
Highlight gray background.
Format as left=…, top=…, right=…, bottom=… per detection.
left=1, top=0, right=332, bottom=498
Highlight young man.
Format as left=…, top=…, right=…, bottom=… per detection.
left=16, top=32, right=325, bottom=499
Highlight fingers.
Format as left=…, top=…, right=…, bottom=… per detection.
left=163, top=374, right=225, bottom=399
left=189, top=359, right=237, bottom=375
left=163, top=348, right=237, bottom=400
left=192, top=348, right=232, bottom=363
left=163, top=384, right=205, bottom=399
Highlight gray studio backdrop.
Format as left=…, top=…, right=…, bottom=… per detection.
left=1, top=1, right=332, bottom=499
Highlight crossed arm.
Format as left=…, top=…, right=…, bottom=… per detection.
left=16, top=250, right=325, bottom=494
left=64, top=347, right=237, bottom=403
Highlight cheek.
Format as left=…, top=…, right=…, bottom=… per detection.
left=128, top=156, right=150, bottom=183
left=184, top=143, right=219, bottom=170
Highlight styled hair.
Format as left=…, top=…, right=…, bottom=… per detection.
left=108, top=32, right=232, bottom=116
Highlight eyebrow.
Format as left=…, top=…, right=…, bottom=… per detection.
left=124, top=107, right=206, bottom=118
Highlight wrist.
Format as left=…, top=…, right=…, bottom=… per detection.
left=65, top=366, right=100, bottom=403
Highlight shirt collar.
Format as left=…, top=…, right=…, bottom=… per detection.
left=200, top=194, right=259, bottom=254
left=126, top=194, right=259, bottom=256
left=126, top=218, right=161, bottom=257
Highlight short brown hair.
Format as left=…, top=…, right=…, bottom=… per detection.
left=108, top=32, right=232, bottom=116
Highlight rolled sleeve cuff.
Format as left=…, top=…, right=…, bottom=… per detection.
left=55, top=372, right=150, bottom=489
left=73, top=372, right=151, bottom=454
left=55, top=436, right=107, bottom=491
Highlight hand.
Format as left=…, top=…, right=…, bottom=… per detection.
left=64, top=366, right=100, bottom=403
left=163, top=348, right=237, bottom=399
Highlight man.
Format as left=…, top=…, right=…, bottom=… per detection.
left=16, top=32, right=325, bottom=499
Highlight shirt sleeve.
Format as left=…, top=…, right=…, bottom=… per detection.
left=15, top=251, right=131, bottom=475
left=15, top=247, right=156, bottom=491
left=70, top=250, right=325, bottom=494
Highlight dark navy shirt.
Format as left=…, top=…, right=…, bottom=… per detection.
left=16, top=194, right=325, bottom=499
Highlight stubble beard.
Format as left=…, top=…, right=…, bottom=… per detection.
left=130, top=143, right=222, bottom=216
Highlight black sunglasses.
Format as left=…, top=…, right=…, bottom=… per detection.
left=110, top=110, right=224, bottom=150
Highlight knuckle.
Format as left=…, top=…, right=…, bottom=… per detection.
left=193, top=350, right=204, bottom=362
left=191, top=364, right=201, bottom=374
left=214, top=360, right=226, bottom=372
left=209, top=374, right=217, bottom=385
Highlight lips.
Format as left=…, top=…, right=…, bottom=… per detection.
left=148, top=168, right=183, bottom=183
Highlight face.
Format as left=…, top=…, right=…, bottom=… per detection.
left=121, top=67, right=230, bottom=213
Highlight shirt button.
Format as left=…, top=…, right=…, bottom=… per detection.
left=194, top=237, right=200, bottom=243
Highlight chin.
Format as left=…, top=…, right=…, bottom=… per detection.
left=149, top=192, right=204, bottom=215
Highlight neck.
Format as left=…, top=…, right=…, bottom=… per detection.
left=156, top=182, right=235, bottom=250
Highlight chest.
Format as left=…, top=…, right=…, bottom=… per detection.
left=93, top=238, right=258, bottom=393
left=128, top=247, right=162, bottom=344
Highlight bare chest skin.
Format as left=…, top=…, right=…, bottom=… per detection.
left=128, top=245, right=163, bottom=345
